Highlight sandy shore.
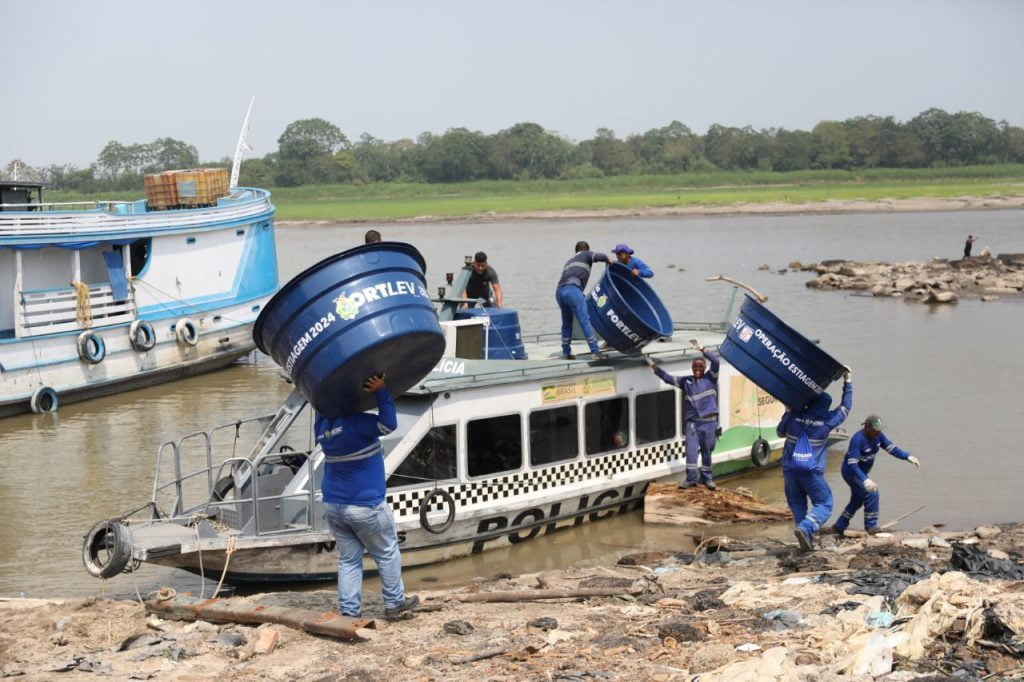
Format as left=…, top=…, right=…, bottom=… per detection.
left=4, top=520, right=1023, bottom=681
left=277, top=195, right=1024, bottom=227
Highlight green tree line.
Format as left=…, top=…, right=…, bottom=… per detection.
left=6, top=108, right=1024, bottom=191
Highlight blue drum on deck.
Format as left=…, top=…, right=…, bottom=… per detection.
left=253, top=242, right=445, bottom=417
left=718, top=294, right=846, bottom=411
left=454, top=308, right=528, bottom=360
left=586, top=263, right=673, bottom=354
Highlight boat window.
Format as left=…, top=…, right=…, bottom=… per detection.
left=467, top=414, right=522, bottom=477
left=585, top=397, right=629, bottom=455
left=129, top=239, right=151, bottom=276
left=529, top=405, right=579, bottom=467
left=387, top=425, right=457, bottom=488
left=635, top=390, right=677, bottom=444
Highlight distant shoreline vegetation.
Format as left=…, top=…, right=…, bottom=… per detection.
left=5, top=108, right=1024, bottom=195
left=41, top=165, right=1024, bottom=222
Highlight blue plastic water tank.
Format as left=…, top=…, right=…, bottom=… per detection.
left=586, top=263, right=673, bottom=354
left=718, top=295, right=846, bottom=410
left=253, top=242, right=445, bottom=416
left=454, top=308, right=528, bottom=360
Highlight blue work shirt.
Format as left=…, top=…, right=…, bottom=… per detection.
left=842, top=429, right=910, bottom=482
left=314, top=389, right=398, bottom=507
left=654, top=348, right=720, bottom=421
left=778, top=382, right=853, bottom=473
left=556, top=251, right=611, bottom=290
left=622, top=255, right=653, bottom=278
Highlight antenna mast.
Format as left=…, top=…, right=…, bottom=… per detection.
left=230, top=96, right=256, bottom=188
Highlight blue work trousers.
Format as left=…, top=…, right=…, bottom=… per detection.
left=323, top=501, right=406, bottom=617
left=833, top=472, right=880, bottom=532
left=556, top=285, right=600, bottom=356
left=684, top=419, right=718, bottom=484
left=783, top=470, right=833, bottom=538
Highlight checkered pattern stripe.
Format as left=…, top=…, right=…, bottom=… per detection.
left=387, top=440, right=684, bottom=518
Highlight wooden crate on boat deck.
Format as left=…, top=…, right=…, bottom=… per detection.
left=143, top=171, right=179, bottom=209
left=174, top=168, right=229, bottom=207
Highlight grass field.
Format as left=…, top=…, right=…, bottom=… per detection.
left=47, top=165, right=1024, bottom=222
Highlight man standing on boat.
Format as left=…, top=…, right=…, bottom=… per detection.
left=556, top=241, right=610, bottom=360
left=611, top=244, right=653, bottom=278
left=777, top=371, right=853, bottom=552
left=831, top=414, right=919, bottom=536
left=316, top=373, right=419, bottom=621
left=462, top=251, right=503, bottom=307
left=646, top=342, right=720, bottom=489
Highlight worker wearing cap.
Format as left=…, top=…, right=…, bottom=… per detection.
left=831, top=415, right=920, bottom=536
left=611, top=244, right=653, bottom=278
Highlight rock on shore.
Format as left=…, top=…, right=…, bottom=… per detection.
left=800, top=253, right=1024, bottom=303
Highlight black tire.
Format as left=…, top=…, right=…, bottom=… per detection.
left=129, top=320, right=157, bottom=352
left=175, top=318, right=199, bottom=347
left=76, top=331, right=106, bottom=364
left=419, top=488, right=456, bottom=535
left=751, top=437, right=771, bottom=468
left=211, top=476, right=234, bottom=502
left=29, top=386, right=59, bottom=414
left=82, top=519, right=131, bottom=579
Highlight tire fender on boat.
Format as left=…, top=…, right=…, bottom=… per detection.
left=175, top=318, right=199, bottom=347
left=82, top=518, right=132, bottom=579
left=129, top=319, right=157, bottom=352
left=751, top=437, right=771, bottom=467
left=419, top=488, right=456, bottom=534
left=76, top=330, right=106, bottom=364
left=29, top=386, right=59, bottom=414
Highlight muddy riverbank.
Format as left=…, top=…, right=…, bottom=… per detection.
left=4, top=522, right=1023, bottom=681
left=276, top=195, right=1024, bottom=227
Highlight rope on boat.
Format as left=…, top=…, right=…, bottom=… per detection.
left=72, top=280, right=93, bottom=328
left=212, top=536, right=237, bottom=599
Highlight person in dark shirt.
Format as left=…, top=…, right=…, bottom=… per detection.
left=555, top=241, right=610, bottom=360
left=963, top=234, right=977, bottom=258
left=461, top=251, right=502, bottom=307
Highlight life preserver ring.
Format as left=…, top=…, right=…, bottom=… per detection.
left=76, top=331, right=106, bottom=364
left=30, top=386, right=59, bottom=414
left=82, top=518, right=132, bottom=578
left=419, top=488, right=456, bottom=535
left=128, top=320, right=157, bottom=352
left=175, top=318, right=199, bottom=347
left=751, top=437, right=771, bottom=467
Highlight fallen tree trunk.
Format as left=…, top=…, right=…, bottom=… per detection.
left=450, top=587, right=644, bottom=603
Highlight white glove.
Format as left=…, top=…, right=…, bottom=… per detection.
left=843, top=368, right=852, bottom=383
left=689, top=338, right=702, bottom=350
left=863, top=479, right=878, bottom=493
left=644, top=356, right=656, bottom=368
left=907, top=456, right=920, bottom=468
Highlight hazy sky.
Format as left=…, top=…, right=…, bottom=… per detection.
left=3, top=0, right=1022, bottom=167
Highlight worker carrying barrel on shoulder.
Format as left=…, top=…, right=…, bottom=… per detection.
left=829, top=414, right=920, bottom=537
left=778, top=370, right=853, bottom=552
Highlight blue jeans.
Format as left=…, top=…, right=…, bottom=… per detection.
left=684, top=420, right=718, bottom=484
left=783, top=469, right=833, bottom=538
left=323, top=501, right=406, bottom=616
left=833, top=471, right=881, bottom=532
left=556, top=285, right=600, bottom=355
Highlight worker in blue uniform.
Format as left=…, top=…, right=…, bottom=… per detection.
left=778, top=370, right=853, bottom=552
left=646, top=342, right=720, bottom=489
left=555, top=241, right=611, bottom=360
left=315, top=373, right=419, bottom=621
left=831, top=414, right=920, bottom=536
left=611, top=243, right=653, bottom=278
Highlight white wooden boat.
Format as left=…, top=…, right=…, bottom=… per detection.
left=0, top=179, right=277, bottom=416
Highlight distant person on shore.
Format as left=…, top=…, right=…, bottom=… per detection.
left=555, top=241, right=610, bottom=361
left=611, top=244, right=653, bottom=278
left=316, top=373, right=419, bottom=621
left=963, top=234, right=978, bottom=258
left=830, top=414, right=919, bottom=536
left=461, top=251, right=503, bottom=308
left=646, top=340, right=720, bottom=489
left=365, top=229, right=381, bottom=244
left=778, top=370, right=853, bottom=552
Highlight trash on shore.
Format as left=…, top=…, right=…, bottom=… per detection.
left=3, top=522, right=1024, bottom=680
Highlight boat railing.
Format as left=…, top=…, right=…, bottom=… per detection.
left=17, top=282, right=136, bottom=337
left=0, top=200, right=148, bottom=214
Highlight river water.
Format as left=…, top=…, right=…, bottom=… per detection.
left=1, top=209, right=1021, bottom=598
